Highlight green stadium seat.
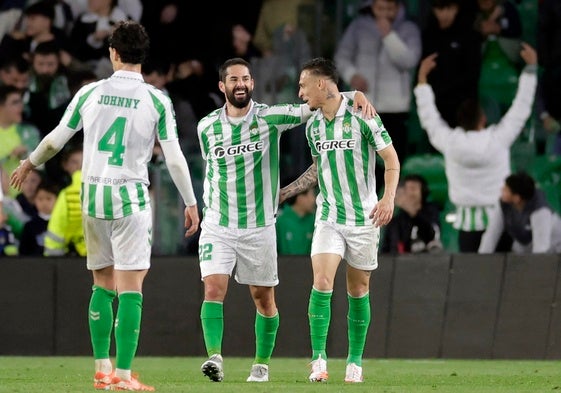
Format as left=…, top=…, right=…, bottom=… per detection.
left=537, top=181, right=561, bottom=216
left=407, top=99, right=433, bottom=155
left=527, top=155, right=561, bottom=215
left=439, top=199, right=459, bottom=253
left=478, top=38, right=519, bottom=116
left=529, top=155, right=561, bottom=184
left=516, top=0, right=538, bottom=46
left=510, top=138, right=536, bottom=173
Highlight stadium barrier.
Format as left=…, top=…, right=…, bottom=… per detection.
left=1, top=253, right=561, bottom=359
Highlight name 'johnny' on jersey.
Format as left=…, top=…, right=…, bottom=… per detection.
left=58, top=70, right=178, bottom=219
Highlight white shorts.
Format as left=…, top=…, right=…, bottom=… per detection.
left=198, top=221, right=278, bottom=286
left=84, top=209, right=152, bottom=271
left=311, top=220, right=380, bottom=270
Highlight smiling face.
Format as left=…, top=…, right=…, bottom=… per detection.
left=219, top=64, right=254, bottom=109
left=32, top=52, right=59, bottom=76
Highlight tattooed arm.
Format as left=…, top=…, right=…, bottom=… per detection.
left=279, top=160, right=318, bottom=204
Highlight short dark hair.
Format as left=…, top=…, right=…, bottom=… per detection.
left=456, top=98, right=484, bottom=130
left=219, top=58, right=252, bottom=82
left=34, top=41, right=60, bottom=57
left=403, top=173, right=430, bottom=203
left=24, top=1, right=54, bottom=20
left=108, top=21, right=150, bottom=65
left=301, top=57, right=339, bottom=85
left=36, top=179, right=59, bottom=197
left=0, top=84, right=22, bottom=105
left=61, top=144, right=83, bottom=164
left=0, top=56, right=30, bottom=73
left=505, top=172, right=535, bottom=201
left=431, top=0, right=460, bottom=8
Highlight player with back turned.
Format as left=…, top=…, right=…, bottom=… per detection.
left=11, top=20, right=199, bottom=391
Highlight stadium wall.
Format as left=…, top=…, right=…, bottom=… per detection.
left=1, top=254, right=561, bottom=359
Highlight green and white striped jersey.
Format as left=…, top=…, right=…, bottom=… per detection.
left=60, top=70, right=178, bottom=219
left=197, top=101, right=307, bottom=228
left=307, top=96, right=392, bottom=226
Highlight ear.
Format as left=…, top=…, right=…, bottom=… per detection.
left=109, top=47, right=119, bottom=62
left=218, top=80, right=225, bottom=94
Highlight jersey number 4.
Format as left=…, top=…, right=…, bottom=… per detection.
left=98, top=117, right=126, bottom=166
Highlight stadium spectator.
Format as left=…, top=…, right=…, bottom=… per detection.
left=26, top=41, right=73, bottom=188
left=0, top=169, right=5, bottom=225
left=48, top=0, right=75, bottom=36
left=0, top=2, right=24, bottom=43
left=0, top=1, right=68, bottom=61
left=479, top=172, right=561, bottom=253
left=276, top=186, right=316, bottom=255
left=43, top=146, right=84, bottom=257
left=196, top=57, right=374, bottom=383
left=279, top=57, right=399, bottom=383
left=537, top=0, right=561, bottom=156
left=4, top=168, right=43, bottom=238
left=0, top=55, right=30, bottom=90
left=19, top=179, right=58, bottom=256
left=334, top=0, right=421, bottom=163
left=27, top=41, right=71, bottom=137
left=253, top=0, right=314, bottom=58
left=421, top=0, right=480, bottom=128
left=227, top=24, right=262, bottom=63
left=0, top=85, right=40, bottom=198
left=10, top=20, right=199, bottom=391
left=69, top=0, right=129, bottom=78
left=475, top=0, right=523, bottom=121
left=414, top=43, right=537, bottom=252
left=0, top=220, right=17, bottom=256
left=382, top=173, right=442, bottom=254
left=141, top=57, right=170, bottom=96
left=140, top=1, right=184, bottom=66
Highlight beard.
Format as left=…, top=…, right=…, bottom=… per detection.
left=226, top=86, right=252, bottom=109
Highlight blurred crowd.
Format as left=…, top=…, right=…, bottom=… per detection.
left=0, top=0, right=559, bottom=257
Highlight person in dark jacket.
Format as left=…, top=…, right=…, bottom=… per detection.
left=18, top=180, right=58, bottom=256
left=479, top=172, right=561, bottom=253
left=382, top=174, right=442, bottom=254
left=421, top=0, right=480, bottom=127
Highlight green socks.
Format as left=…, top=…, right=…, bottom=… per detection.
left=347, top=293, right=371, bottom=366
left=115, top=292, right=143, bottom=370
left=254, top=311, right=280, bottom=365
left=200, top=301, right=224, bottom=356
left=308, top=288, right=332, bottom=361
left=89, top=285, right=116, bottom=360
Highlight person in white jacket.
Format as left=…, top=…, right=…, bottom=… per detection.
left=414, top=42, right=537, bottom=252
left=335, top=0, right=421, bottom=163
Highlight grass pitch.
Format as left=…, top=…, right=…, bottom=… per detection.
left=0, top=356, right=560, bottom=392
